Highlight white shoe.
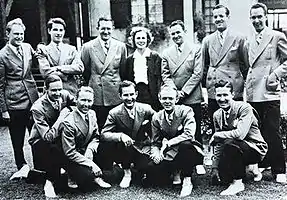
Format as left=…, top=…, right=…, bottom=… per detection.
left=172, top=171, right=181, bottom=185
left=179, top=177, right=193, bottom=197
left=60, top=168, right=66, bottom=175
left=247, top=164, right=262, bottom=182
left=10, top=164, right=30, bottom=180
left=67, top=177, right=78, bottom=189
left=220, top=180, right=244, bottom=195
left=44, top=180, right=57, bottom=198
left=259, top=166, right=271, bottom=173
left=120, top=169, right=132, bottom=188
left=94, top=177, right=111, bottom=188
left=276, top=174, right=287, bottom=184
left=196, top=165, right=206, bottom=175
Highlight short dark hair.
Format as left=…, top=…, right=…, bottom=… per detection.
left=45, top=74, right=62, bottom=89
left=97, top=17, right=114, bottom=28
left=118, top=80, right=136, bottom=95
left=131, top=27, right=153, bottom=48
left=250, top=3, right=268, bottom=16
left=76, top=86, right=94, bottom=99
left=47, top=18, right=66, bottom=30
left=214, top=79, right=233, bottom=93
left=169, top=20, right=185, bottom=31
left=213, top=4, right=230, bottom=16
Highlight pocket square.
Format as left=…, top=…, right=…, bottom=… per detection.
left=177, top=124, right=183, bottom=131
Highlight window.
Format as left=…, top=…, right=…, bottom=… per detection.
left=163, top=0, right=183, bottom=25
left=203, top=0, right=219, bottom=34
left=110, top=0, right=131, bottom=28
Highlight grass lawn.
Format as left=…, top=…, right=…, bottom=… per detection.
left=0, top=126, right=286, bottom=200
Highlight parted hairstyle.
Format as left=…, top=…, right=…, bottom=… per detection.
left=97, top=17, right=114, bottom=28
left=213, top=4, right=230, bottom=16
left=214, top=79, right=234, bottom=93
left=130, top=27, right=153, bottom=48
left=6, top=18, right=26, bottom=33
left=118, top=80, right=136, bottom=95
left=76, top=86, right=94, bottom=99
left=47, top=17, right=66, bottom=30
left=250, top=3, right=268, bottom=16
left=45, top=74, right=62, bottom=89
left=169, top=20, right=185, bottom=31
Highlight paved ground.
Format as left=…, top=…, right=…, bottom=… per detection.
left=0, top=126, right=286, bottom=200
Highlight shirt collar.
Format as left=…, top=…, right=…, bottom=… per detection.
left=164, top=110, right=174, bottom=121
left=255, top=27, right=266, bottom=37
left=99, top=38, right=110, bottom=48
left=124, top=105, right=136, bottom=119
left=51, top=41, right=63, bottom=49
left=46, top=94, right=61, bottom=109
left=217, top=28, right=228, bottom=39
left=76, top=107, right=87, bottom=121
left=8, top=43, right=20, bottom=54
left=133, top=48, right=151, bottom=58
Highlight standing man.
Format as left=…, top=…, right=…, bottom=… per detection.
left=101, top=80, right=155, bottom=188
left=0, top=18, right=39, bottom=175
left=29, top=75, right=75, bottom=198
left=201, top=4, right=248, bottom=132
left=161, top=20, right=205, bottom=174
left=246, top=3, right=287, bottom=183
left=151, top=86, right=204, bottom=197
left=81, top=17, right=127, bottom=130
left=37, top=18, right=84, bottom=96
left=59, top=86, right=111, bottom=190
left=210, top=80, right=267, bottom=195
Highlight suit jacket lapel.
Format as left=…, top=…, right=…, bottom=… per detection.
left=118, top=104, right=134, bottom=130
left=42, top=96, right=58, bottom=120
left=210, top=33, right=221, bottom=58
left=92, top=38, right=106, bottom=66
left=102, top=39, right=117, bottom=74
left=215, top=31, right=236, bottom=66
left=250, top=29, right=273, bottom=66
left=6, top=45, right=22, bottom=67
left=170, top=43, right=192, bottom=75
left=131, top=103, right=144, bottom=139
left=74, top=110, right=89, bottom=136
left=58, top=44, right=70, bottom=65
left=22, top=44, right=30, bottom=77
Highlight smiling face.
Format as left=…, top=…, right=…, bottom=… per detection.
left=7, top=24, right=24, bottom=47
left=98, top=20, right=113, bottom=41
left=120, top=85, right=138, bottom=109
left=169, top=24, right=185, bottom=46
left=213, top=7, right=229, bottom=32
left=215, top=86, right=234, bottom=111
left=48, top=23, right=65, bottom=44
left=47, top=81, right=63, bottom=102
left=250, top=7, right=267, bottom=33
left=134, top=30, right=148, bottom=50
left=77, top=90, right=94, bottom=114
left=159, top=88, right=178, bottom=113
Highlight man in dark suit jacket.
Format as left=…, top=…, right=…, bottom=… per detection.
left=162, top=20, right=205, bottom=174
left=101, top=80, right=155, bottom=188
left=29, top=75, right=75, bottom=198
left=210, top=80, right=267, bottom=196
left=81, top=17, right=127, bottom=130
left=151, top=86, right=203, bottom=197
left=245, top=3, right=287, bottom=183
left=59, top=86, right=111, bottom=190
left=201, top=4, right=248, bottom=133
left=37, top=18, right=84, bottom=96
left=0, top=18, right=39, bottom=175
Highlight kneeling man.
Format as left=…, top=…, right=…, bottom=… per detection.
left=210, top=80, right=268, bottom=195
left=150, top=85, right=203, bottom=197
left=101, top=80, right=155, bottom=188
left=59, top=86, right=111, bottom=190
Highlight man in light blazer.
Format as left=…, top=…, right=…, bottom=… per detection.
left=245, top=3, right=287, bottom=183
left=0, top=18, right=39, bottom=175
left=59, top=86, right=111, bottom=190
left=210, top=80, right=267, bottom=195
left=81, top=17, right=127, bottom=130
left=29, top=75, right=75, bottom=198
left=37, top=18, right=84, bottom=96
left=201, top=4, right=248, bottom=133
left=101, top=80, right=155, bottom=188
left=151, top=86, right=204, bottom=197
left=161, top=20, right=205, bottom=174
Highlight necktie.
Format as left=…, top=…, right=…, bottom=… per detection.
left=53, top=101, right=60, bottom=111
left=85, top=114, right=89, bottom=125
left=219, top=32, right=224, bottom=46
left=17, top=46, right=23, bottom=60
left=222, top=110, right=229, bottom=129
left=177, top=45, right=182, bottom=54
left=104, top=42, right=109, bottom=54
left=256, top=34, right=262, bottom=45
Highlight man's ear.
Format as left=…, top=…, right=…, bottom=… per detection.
left=5, top=30, right=10, bottom=38
left=175, top=92, right=180, bottom=103
left=135, top=91, right=138, bottom=99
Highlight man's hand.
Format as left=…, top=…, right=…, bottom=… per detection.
left=211, top=168, right=221, bottom=185
left=160, top=138, right=169, bottom=159
left=150, top=152, right=162, bottom=164
left=84, top=149, right=94, bottom=160
left=178, top=90, right=185, bottom=99
left=44, top=132, right=54, bottom=142
left=120, top=133, right=134, bottom=147
left=209, top=132, right=222, bottom=146
left=91, top=163, right=102, bottom=177
left=2, top=111, right=10, bottom=122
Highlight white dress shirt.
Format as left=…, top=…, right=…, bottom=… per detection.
left=133, top=48, right=151, bottom=85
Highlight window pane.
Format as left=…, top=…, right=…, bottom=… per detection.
left=131, top=0, right=146, bottom=24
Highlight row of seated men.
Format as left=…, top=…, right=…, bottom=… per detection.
left=0, top=2, right=286, bottom=198
left=26, top=75, right=266, bottom=198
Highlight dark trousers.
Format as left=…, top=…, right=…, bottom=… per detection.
left=154, top=142, right=203, bottom=177
left=218, top=139, right=261, bottom=183
left=249, top=101, right=286, bottom=174
left=186, top=103, right=202, bottom=144
left=31, top=139, right=66, bottom=186
left=208, top=97, right=243, bottom=134
left=136, top=83, right=161, bottom=111
left=93, top=105, right=117, bottom=131
left=8, top=109, right=32, bottom=170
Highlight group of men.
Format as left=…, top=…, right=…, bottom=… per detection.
left=0, top=2, right=286, bottom=198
